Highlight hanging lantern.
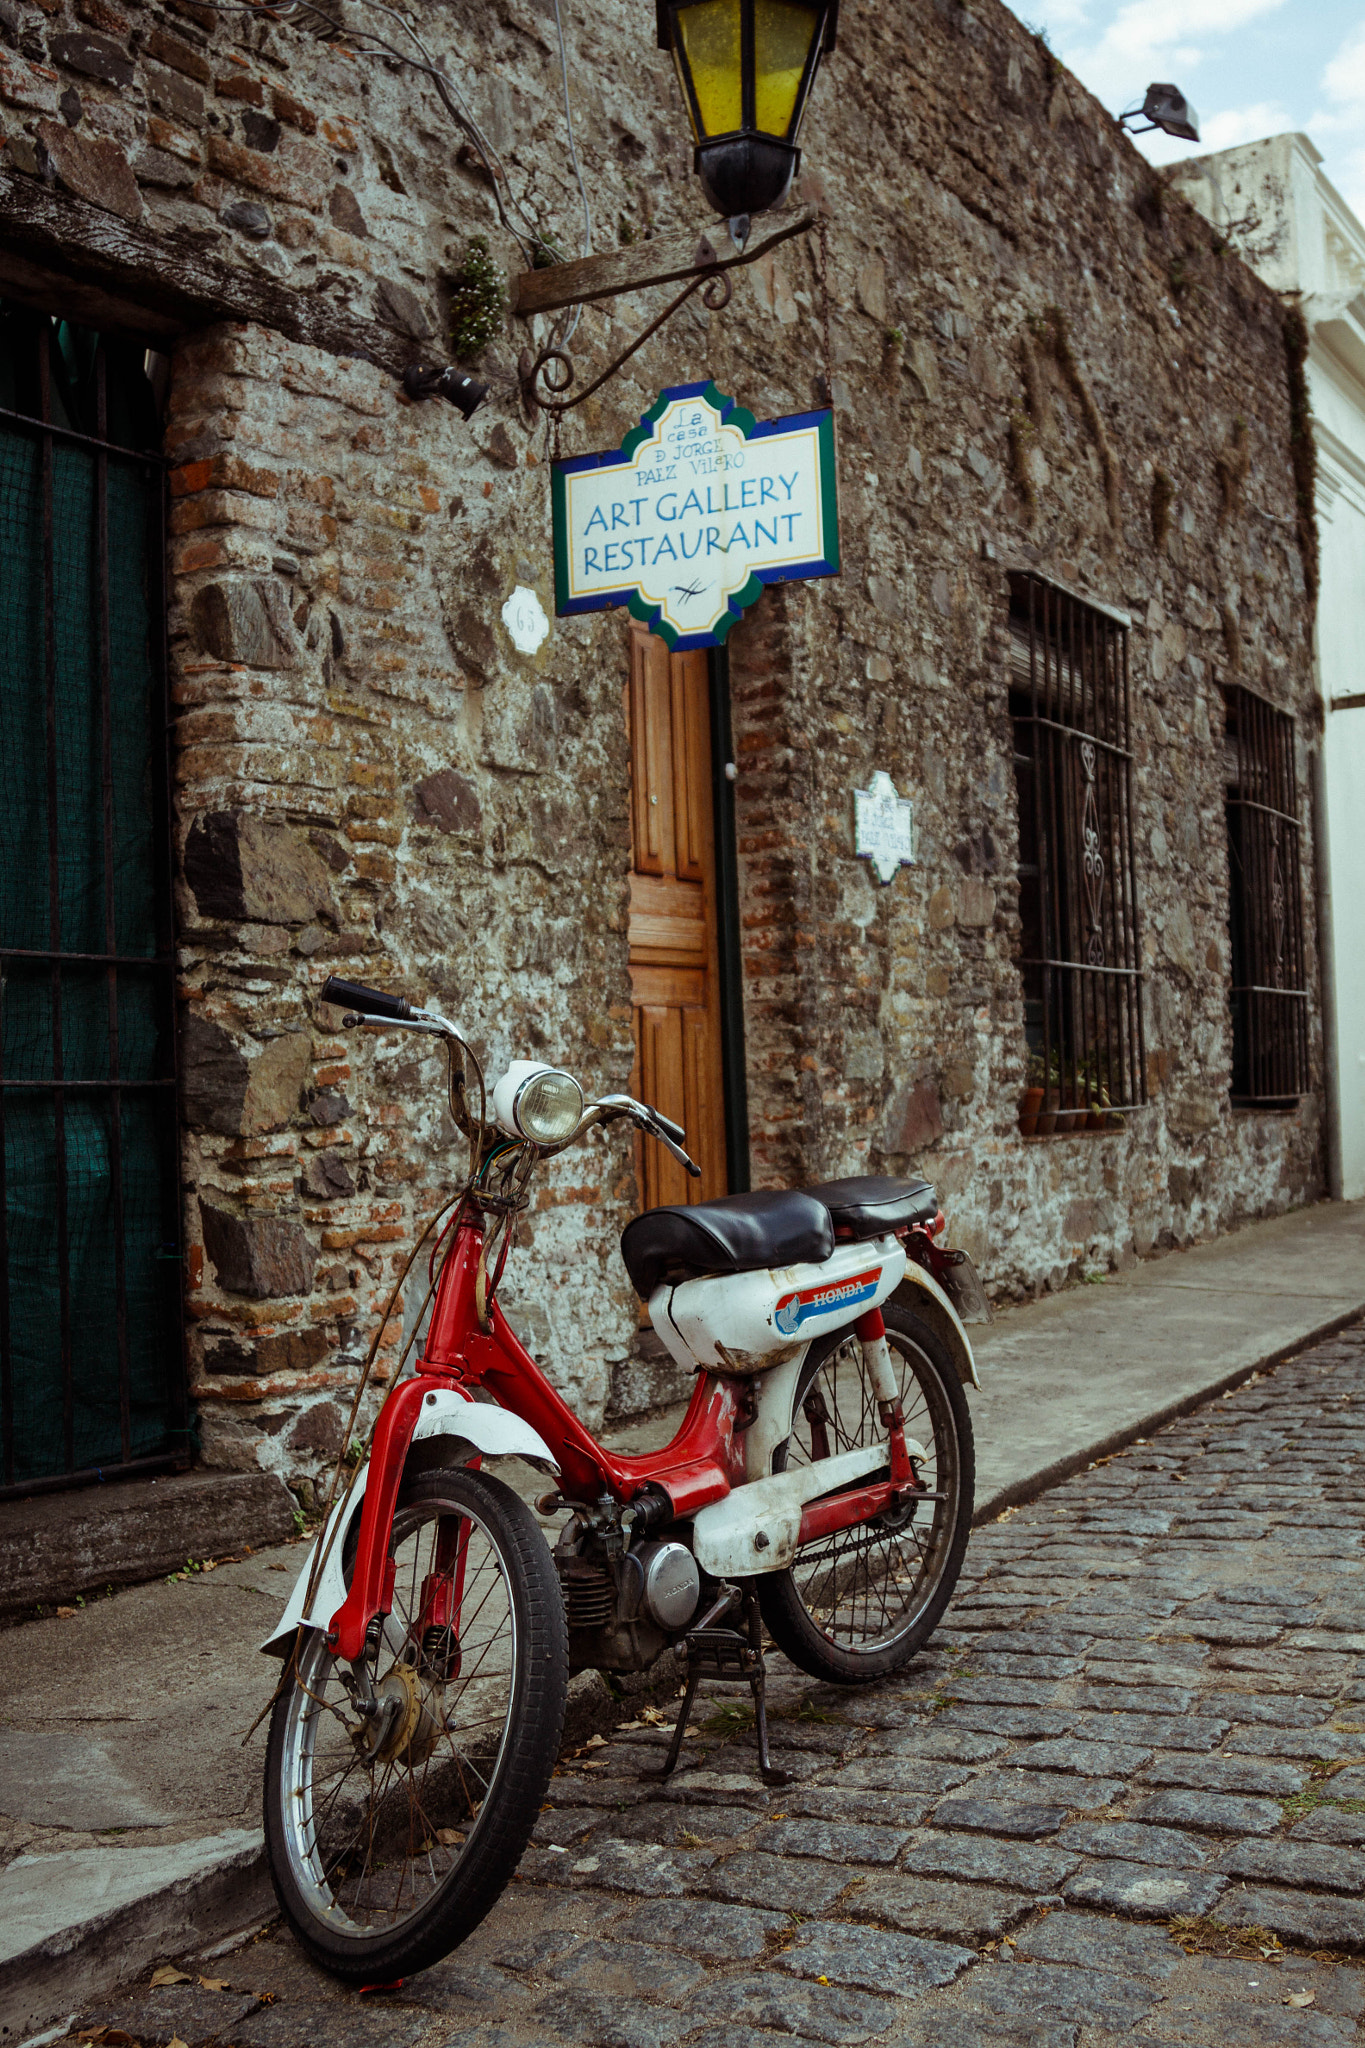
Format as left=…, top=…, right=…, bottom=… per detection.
left=656, top=0, right=838, bottom=223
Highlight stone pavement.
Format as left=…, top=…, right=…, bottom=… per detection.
left=64, top=1315, right=1365, bottom=2048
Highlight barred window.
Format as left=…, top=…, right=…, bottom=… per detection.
left=1222, top=684, right=1310, bottom=1105
left=1010, top=573, right=1147, bottom=1132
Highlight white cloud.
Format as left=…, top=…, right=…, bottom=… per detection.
left=1059, top=0, right=1288, bottom=110
left=1320, top=20, right=1365, bottom=115
left=1198, top=99, right=1293, bottom=148
left=1311, top=22, right=1365, bottom=225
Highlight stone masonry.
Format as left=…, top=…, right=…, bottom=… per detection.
left=81, top=1317, right=1365, bottom=2045
left=0, top=0, right=1325, bottom=1488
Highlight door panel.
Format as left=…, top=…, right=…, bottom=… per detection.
left=627, top=623, right=727, bottom=1220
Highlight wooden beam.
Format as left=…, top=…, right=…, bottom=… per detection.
left=0, top=169, right=422, bottom=375
left=511, top=207, right=817, bottom=318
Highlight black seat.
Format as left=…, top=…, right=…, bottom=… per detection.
left=621, top=1189, right=834, bottom=1300
left=805, top=1176, right=938, bottom=1239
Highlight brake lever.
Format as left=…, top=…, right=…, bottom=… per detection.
left=650, top=1121, right=701, bottom=1180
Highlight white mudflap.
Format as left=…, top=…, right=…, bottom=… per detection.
left=259, top=1391, right=558, bottom=1657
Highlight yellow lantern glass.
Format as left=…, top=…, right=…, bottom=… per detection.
left=676, top=0, right=742, bottom=141
left=659, top=0, right=835, bottom=219
left=754, top=0, right=816, bottom=139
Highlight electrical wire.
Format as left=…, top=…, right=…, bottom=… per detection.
left=550, top=0, right=593, bottom=349
left=194, top=0, right=563, bottom=266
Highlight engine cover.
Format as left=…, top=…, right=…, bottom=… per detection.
left=638, top=1541, right=700, bottom=1630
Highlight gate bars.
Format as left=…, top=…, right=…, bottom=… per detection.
left=1009, top=571, right=1148, bottom=1122
left=1223, top=683, right=1310, bottom=1106
left=0, top=311, right=185, bottom=1495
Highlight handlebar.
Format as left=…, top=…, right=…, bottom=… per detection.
left=319, top=982, right=701, bottom=1179
left=321, top=975, right=414, bottom=1024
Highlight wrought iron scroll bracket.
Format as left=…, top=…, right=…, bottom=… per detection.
left=519, top=264, right=736, bottom=440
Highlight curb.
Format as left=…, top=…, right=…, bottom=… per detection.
left=1, top=1831, right=272, bottom=2045
left=970, top=1301, right=1365, bottom=1526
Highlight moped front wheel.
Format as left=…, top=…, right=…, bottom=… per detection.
left=263, top=1466, right=567, bottom=1982
left=757, top=1301, right=974, bottom=1684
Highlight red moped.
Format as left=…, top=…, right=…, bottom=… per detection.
left=261, top=976, right=986, bottom=1980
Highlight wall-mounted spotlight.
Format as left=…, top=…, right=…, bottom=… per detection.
left=1119, top=83, right=1200, bottom=144
left=402, top=364, right=489, bottom=418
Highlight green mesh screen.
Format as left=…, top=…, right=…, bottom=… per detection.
left=0, top=307, right=183, bottom=1488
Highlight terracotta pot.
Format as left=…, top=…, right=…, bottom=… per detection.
left=1054, top=1109, right=1085, bottom=1133
left=1019, top=1086, right=1044, bottom=1136
left=1035, top=1108, right=1058, bottom=1135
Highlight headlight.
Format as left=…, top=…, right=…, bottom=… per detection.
left=492, top=1062, right=585, bottom=1144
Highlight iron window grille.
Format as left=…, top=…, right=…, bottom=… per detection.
left=1009, top=572, right=1147, bottom=1129
left=1222, top=683, right=1309, bottom=1106
left=0, top=304, right=184, bottom=1497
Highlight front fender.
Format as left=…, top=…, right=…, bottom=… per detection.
left=259, top=1390, right=559, bottom=1657
left=891, top=1266, right=981, bottom=1388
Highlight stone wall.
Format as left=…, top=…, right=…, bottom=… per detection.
left=0, top=0, right=1323, bottom=1493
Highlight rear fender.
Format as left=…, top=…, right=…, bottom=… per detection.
left=259, top=1391, right=558, bottom=1657
left=891, top=1267, right=981, bottom=1388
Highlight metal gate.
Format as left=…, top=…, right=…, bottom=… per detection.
left=0, top=303, right=186, bottom=1495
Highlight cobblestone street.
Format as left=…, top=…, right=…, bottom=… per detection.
left=84, top=1318, right=1365, bottom=2048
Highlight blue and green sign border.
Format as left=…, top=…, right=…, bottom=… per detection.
left=550, top=380, right=840, bottom=651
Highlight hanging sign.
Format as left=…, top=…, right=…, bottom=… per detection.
left=551, top=380, right=839, bottom=651
left=854, top=771, right=915, bottom=883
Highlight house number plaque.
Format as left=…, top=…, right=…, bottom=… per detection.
left=854, top=770, right=915, bottom=883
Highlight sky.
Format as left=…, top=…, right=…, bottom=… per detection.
left=1026, top=0, right=1365, bottom=223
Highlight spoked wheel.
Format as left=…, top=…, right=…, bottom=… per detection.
left=757, top=1300, right=974, bottom=1683
left=264, top=1466, right=568, bottom=1981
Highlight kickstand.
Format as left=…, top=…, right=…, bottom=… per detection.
left=644, top=1583, right=792, bottom=1788
left=744, top=1588, right=793, bottom=1789
left=648, top=1662, right=703, bottom=1781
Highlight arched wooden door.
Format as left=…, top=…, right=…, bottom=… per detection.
left=626, top=622, right=728, bottom=1213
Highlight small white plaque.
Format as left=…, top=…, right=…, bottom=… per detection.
left=502, top=584, right=550, bottom=654
left=854, top=770, right=915, bottom=884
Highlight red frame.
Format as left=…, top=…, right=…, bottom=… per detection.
left=327, top=1207, right=916, bottom=1663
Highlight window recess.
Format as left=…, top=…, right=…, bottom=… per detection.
left=1222, top=683, right=1309, bottom=1106
left=1009, top=572, right=1147, bottom=1134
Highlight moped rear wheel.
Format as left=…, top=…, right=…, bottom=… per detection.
left=756, top=1301, right=974, bottom=1683
left=263, top=1466, right=567, bottom=1981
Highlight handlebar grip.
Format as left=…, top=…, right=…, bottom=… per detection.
left=649, top=1109, right=687, bottom=1146
left=320, top=975, right=413, bottom=1023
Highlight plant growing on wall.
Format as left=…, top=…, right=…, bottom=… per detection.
left=448, top=235, right=506, bottom=358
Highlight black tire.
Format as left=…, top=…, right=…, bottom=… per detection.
left=756, top=1299, right=974, bottom=1684
left=263, top=1465, right=568, bottom=1982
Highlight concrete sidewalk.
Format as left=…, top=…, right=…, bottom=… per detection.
left=2, top=1197, right=1362, bottom=2041
left=970, top=1196, right=1365, bottom=1519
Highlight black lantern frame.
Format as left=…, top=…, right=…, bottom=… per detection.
left=656, top=0, right=839, bottom=221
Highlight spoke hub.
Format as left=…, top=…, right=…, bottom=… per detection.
left=354, top=1661, right=444, bottom=1768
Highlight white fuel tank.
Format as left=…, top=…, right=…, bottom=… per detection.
left=648, top=1234, right=906, bottom=1374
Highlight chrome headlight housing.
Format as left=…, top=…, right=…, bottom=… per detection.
left=492, top=1061, right=585, bottom=1145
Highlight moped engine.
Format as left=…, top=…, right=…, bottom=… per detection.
left=555, top=1537, right=701, bottom=1674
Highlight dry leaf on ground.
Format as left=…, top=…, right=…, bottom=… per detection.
left=1287, top=1990, right=1317, bottom=2008
left=56, top=1606, right=77, bottom=1619
left=198, top=1976, right=231, bottom=1991
left=150, top=1965, right=192, bottom=1988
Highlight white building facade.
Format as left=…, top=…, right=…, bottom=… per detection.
left=1176, top=134, right=1365, bottom=1201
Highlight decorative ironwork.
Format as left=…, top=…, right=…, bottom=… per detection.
left=523, top=266, right=735, bottom=449
left=1079, top=739, right=1105, bottom=966
left=1009, top=571, right=1147, bottom=1129
left=1269, top=819, right=1285, bottom=988
left=1223, top=684, right=1309, bottom=1104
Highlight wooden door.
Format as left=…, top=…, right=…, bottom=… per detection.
left=627, top=622, right=728, bottom=1214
